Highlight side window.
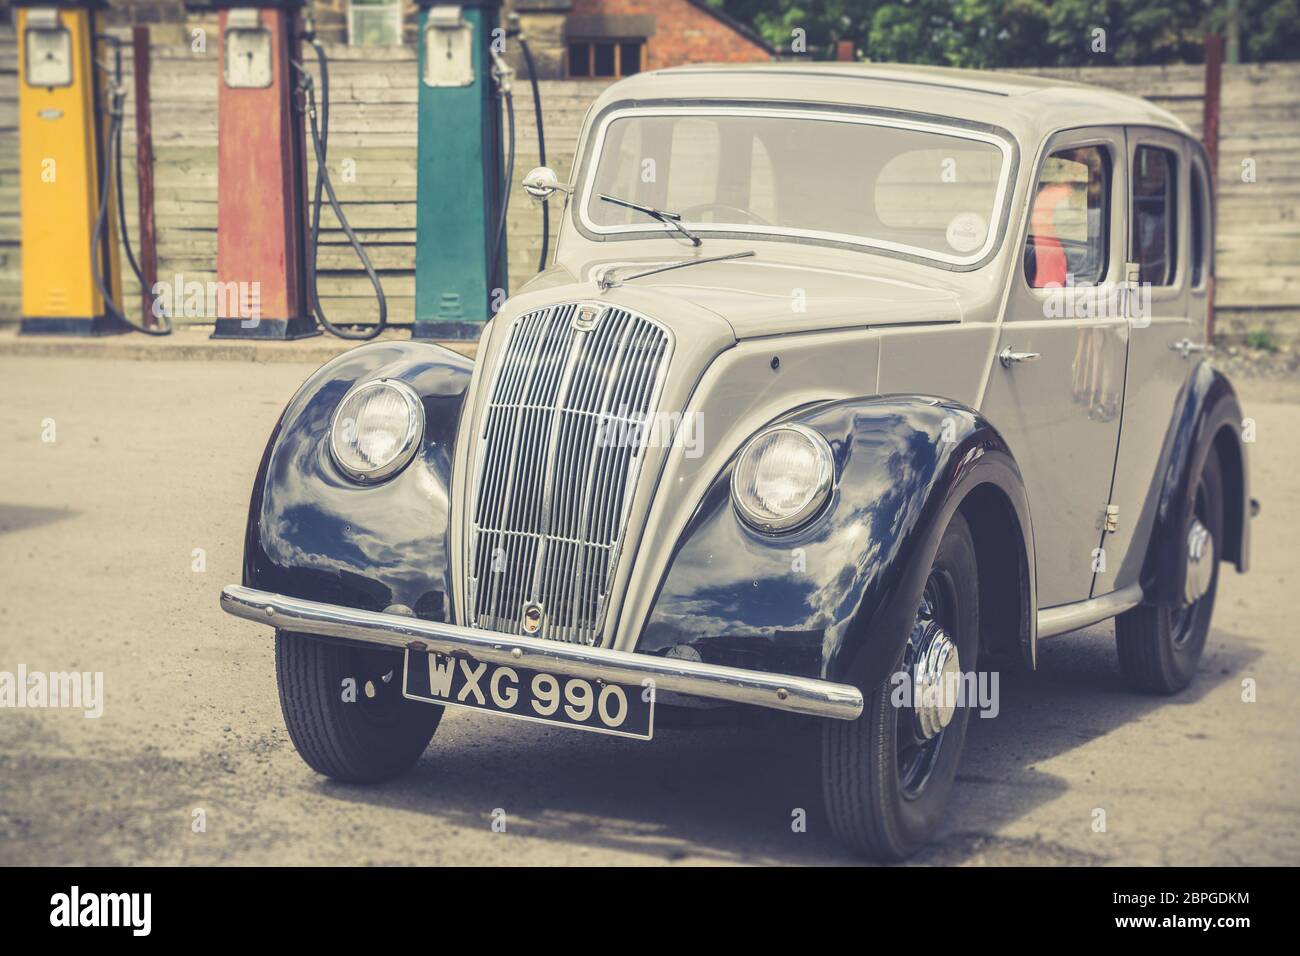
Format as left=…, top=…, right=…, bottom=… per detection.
left=1025, top=145, right=1110, bottom=289
left=1190, top=160, right=1208, bottom=288
left=1132, top=146, right=1178, bottom=286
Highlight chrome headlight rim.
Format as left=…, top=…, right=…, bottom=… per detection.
left=730, top=422, right=835, bottom=534
left=329, top=378, right=425, bottom=483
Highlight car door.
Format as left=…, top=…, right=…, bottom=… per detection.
left=1091, top=128, right=1200, bottom=596
left=980, top=127, right=1129, bottom=608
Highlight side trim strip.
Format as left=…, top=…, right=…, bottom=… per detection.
left=1037, top=583, right=1144, bottom=639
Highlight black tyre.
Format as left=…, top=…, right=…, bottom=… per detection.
left=1115, top=450, right=1224, bottom=694
left=822, top=511, right=980, bottom=860
left=275, top=630, right=442, bottom=782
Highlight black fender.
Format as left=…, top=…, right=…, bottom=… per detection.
left=242, top=341, right=474, bottom=622
left=636, top=396, right=1038, bottom=690
left=1141, top=361, right=1250, bottom=606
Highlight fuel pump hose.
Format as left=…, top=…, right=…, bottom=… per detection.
left=491, top=84, right=515, bottom=301
left=91, top=37, right=172, bottom=335
left=297, top=38, right=388, bottom=341
left=516, top=33, right=548, bottom=273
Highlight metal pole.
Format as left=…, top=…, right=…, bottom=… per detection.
left=1203, top=33, right=1224, bottom=341
left=132, top=25, right=159, bottom=329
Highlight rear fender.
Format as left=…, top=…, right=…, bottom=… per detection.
left=1141, top=362, right=1250, bottom=606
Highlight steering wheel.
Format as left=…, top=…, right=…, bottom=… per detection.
left=680, top=202, right=772, bottom=226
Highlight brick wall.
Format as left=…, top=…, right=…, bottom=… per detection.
left=568, top=0, right=770, bottom=70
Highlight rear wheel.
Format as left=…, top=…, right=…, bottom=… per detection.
left=822, top=511, right=980, bottom=860
left=276, top=630, right=442, bottom=782
left=1115, top=450, right=1223, bottom=694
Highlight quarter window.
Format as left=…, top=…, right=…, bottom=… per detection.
left=1025, top=145, right=1110, bottom=288
left=1132, top=146, right=1178, bottom=286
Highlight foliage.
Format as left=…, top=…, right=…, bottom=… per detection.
left=1245, top=328, right=1281, bottom=352
left=707, top=0, right=1298, bottom=65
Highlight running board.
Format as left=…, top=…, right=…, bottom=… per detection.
left=1037, top=583, right=1144, bottom=639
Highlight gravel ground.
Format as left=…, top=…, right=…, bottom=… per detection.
left=0, top=355, right=1296, bottom=866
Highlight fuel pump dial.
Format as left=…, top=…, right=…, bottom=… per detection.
left=423, top=5, right=475, bottom=88
left=23, top=10, right=73, bottom=88
left=224, top=10, right=273, bottom=89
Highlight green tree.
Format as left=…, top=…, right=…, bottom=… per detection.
left=709, top=0, right=1298, bottom=65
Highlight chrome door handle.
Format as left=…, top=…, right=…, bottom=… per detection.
left=1170, top=338, right=1206, bottom=359
left=999, top=346, right=1042, bottom=368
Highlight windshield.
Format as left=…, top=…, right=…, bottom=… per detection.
left=582, top=108, right=1011, bottom=265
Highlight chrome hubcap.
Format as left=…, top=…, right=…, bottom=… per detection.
left=1184, top=518, right=1214, bottom=604
left=912, top=621, right=961, bottom=740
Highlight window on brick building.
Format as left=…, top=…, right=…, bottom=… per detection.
left=567, top=39, right=644, bottom=78
left=348, top=0, right=403, bottom=47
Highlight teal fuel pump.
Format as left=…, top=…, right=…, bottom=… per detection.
left=413, top=0, right=508, bottom=340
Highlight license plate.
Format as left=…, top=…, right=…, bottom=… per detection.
left=402, top=649, right=654, bottom=740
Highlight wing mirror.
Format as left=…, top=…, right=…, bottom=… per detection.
left=522, top=166, right=571, bottom=204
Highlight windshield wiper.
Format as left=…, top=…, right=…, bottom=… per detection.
left=599, top=193, right=701, bottom=247
left=597, top=250, right=755, bottom=291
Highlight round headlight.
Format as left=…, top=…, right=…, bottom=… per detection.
left=731, top=423, right=834, bottom=533
left=330, top=379, right=424, bottom=482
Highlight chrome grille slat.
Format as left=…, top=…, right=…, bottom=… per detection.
left=467, top=304, right=671, bottom=645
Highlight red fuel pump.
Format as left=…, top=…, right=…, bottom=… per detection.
left=188, top=1, right=385, bottom=339
left=186, top=0, right=314, bottom=339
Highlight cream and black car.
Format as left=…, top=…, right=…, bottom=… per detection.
left=223, top=63, right=1252, bottom=860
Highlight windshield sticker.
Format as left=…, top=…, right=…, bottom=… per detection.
left=946, top=212, right=988, bottom=254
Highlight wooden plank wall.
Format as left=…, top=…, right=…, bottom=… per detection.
left=0, top=26, right=1295, bottom=340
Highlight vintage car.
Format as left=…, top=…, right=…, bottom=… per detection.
left=222, top=63, right=1252, bottom=859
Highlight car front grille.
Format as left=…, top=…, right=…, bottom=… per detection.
left=467, top=303, right=672, bottom=645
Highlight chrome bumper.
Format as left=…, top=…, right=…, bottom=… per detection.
left=220, top=585, right=864, bottom=721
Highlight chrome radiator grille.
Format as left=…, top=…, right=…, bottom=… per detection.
left=467, top=303, right=672, bottom=645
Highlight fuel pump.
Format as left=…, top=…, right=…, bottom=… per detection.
left=412, top=0, right=509, bottom=340
left=187, top=1, right=386, bottom=339
left=16, top=0, right=168, bottom=335
left=186, top=0, right=314, bottom=339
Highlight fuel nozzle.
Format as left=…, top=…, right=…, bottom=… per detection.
left=301, top=6, right=317, bottom=42
left=490, top=48, right=514, bottom=95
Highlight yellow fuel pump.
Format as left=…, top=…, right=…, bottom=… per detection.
left=17, top=0, right=167, bottom=335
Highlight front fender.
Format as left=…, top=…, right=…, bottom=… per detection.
left=242, top=341, right=474, bottom=623
left=636, top=397, right=1036, bottom=689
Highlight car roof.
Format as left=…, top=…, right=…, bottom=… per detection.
left=589, top=61, right=1193, bottom=144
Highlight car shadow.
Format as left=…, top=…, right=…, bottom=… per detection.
left=308, top=621, right=1258, bottom=865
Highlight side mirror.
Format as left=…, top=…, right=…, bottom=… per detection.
left=522, top=166, right=570, bottom=204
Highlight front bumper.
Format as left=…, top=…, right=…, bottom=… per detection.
left=220, top=585, right=864, bottom=720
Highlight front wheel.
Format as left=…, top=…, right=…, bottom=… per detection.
left=276, top=630, right=442, bottom=782
left=822, top=511, right=980, bottom=860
